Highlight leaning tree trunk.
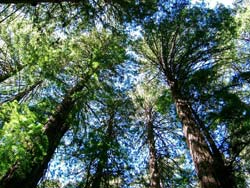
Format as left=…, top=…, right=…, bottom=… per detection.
left=0, top=79, right=87, bottom=188
left=146, top=107, right=161, bottom=188
left=171, top=87, right=234, bottom=188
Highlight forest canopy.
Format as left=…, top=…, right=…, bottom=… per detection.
left=0, top=0, right=250, bottom=188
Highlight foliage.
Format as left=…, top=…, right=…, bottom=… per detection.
left=0, top=101, right=48, bottom=179
left=0, top=1, right=249, bottom=188
left=128, top=77, right=195, bottom=187
left=37, top=179, right=62, bottom=188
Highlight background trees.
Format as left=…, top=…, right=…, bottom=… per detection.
left=129, top=78, right=195, bottom=188
left=0, top=0, right=250, bottom=188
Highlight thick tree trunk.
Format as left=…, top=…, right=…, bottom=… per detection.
left=146, top=108, right=161, bottom=188
left=172, top=92, right=234, bottom=188
left=0, top=79, right=86, bottom=188
left=190, top=106, right=235, bottom=187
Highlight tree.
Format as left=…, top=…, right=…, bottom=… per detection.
left=0, top=1, right=250, bottom=188
left=39, top=54, right=135, bottom=188
left=78, top=89, right=132, bottom=188
left=131, top=82, right=162, bottom=188
left=130, top=77, right=195, bottom=188
left=0, top=13, right=65, bottom=105
left=136, top=1, right=239, bottom=187
left=0, top=28, right=128, bottom=188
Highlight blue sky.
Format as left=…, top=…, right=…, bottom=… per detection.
left=192, top=0, right=234, bottom=7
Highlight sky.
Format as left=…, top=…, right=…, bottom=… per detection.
left=192, top=0, right=234, bottom=7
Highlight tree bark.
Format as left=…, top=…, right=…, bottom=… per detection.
left=0, top=79, right=86, bottom=188
left=190, top=104, right=235, bottom=188
left=171, top=88, right=234, bottom=188
left=146, top=107, right=161, bottom=188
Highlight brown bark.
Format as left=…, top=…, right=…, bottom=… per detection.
left=146, top=107, right=161, bottom=188
left=172, top=91, right=234, bottom=188
left=0, top=79, right=86, bottom=188
left=157, top=23, right=235, bottom=187
left=190, top=106, right=235, bottom=187
left=174, top=97, right=219, bottom=188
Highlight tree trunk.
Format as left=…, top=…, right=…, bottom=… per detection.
left=190, top=105, right=235, bottom=188
left=91, top=161, right=105, bottom=188
left=172, top=91, right=234, bottom=188
left=146, top=108, right=161, bottom=188
left=0, top=79, right=86, bottom=188
left=91, top=111, right=115, bottom=188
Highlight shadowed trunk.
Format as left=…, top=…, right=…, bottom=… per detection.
left=146, top=107, right=161, bottom=188
left=0, top=78, right=87, bottom=188
left=190, top=106, right=235, bottom=188
left=91, top=161, right=106, bottom=188
left=91, top=111, right=115, bottom=188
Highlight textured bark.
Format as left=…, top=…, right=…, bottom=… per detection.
left=156, top=19, right=235, bottom=187
left=146, top=107, right=161, bottom=188
left=0, top=79, right=86, bottom=188
left=172, top=91, right=234, bottom=188
left=190, top=107, right=235, bottom=188
left=175, top=98, right=218, bottom=188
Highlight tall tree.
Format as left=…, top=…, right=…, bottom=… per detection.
left=131, top=82, right=162, bottom=188
left=130, top=78, right=195, bottom=188
left=40, top=63, right=134, bottom=188
left=1, top=1, right=250, bottom=188
left=136, top=1, right=239, bottom=187
left=0, top=29, right=127, bottom=188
